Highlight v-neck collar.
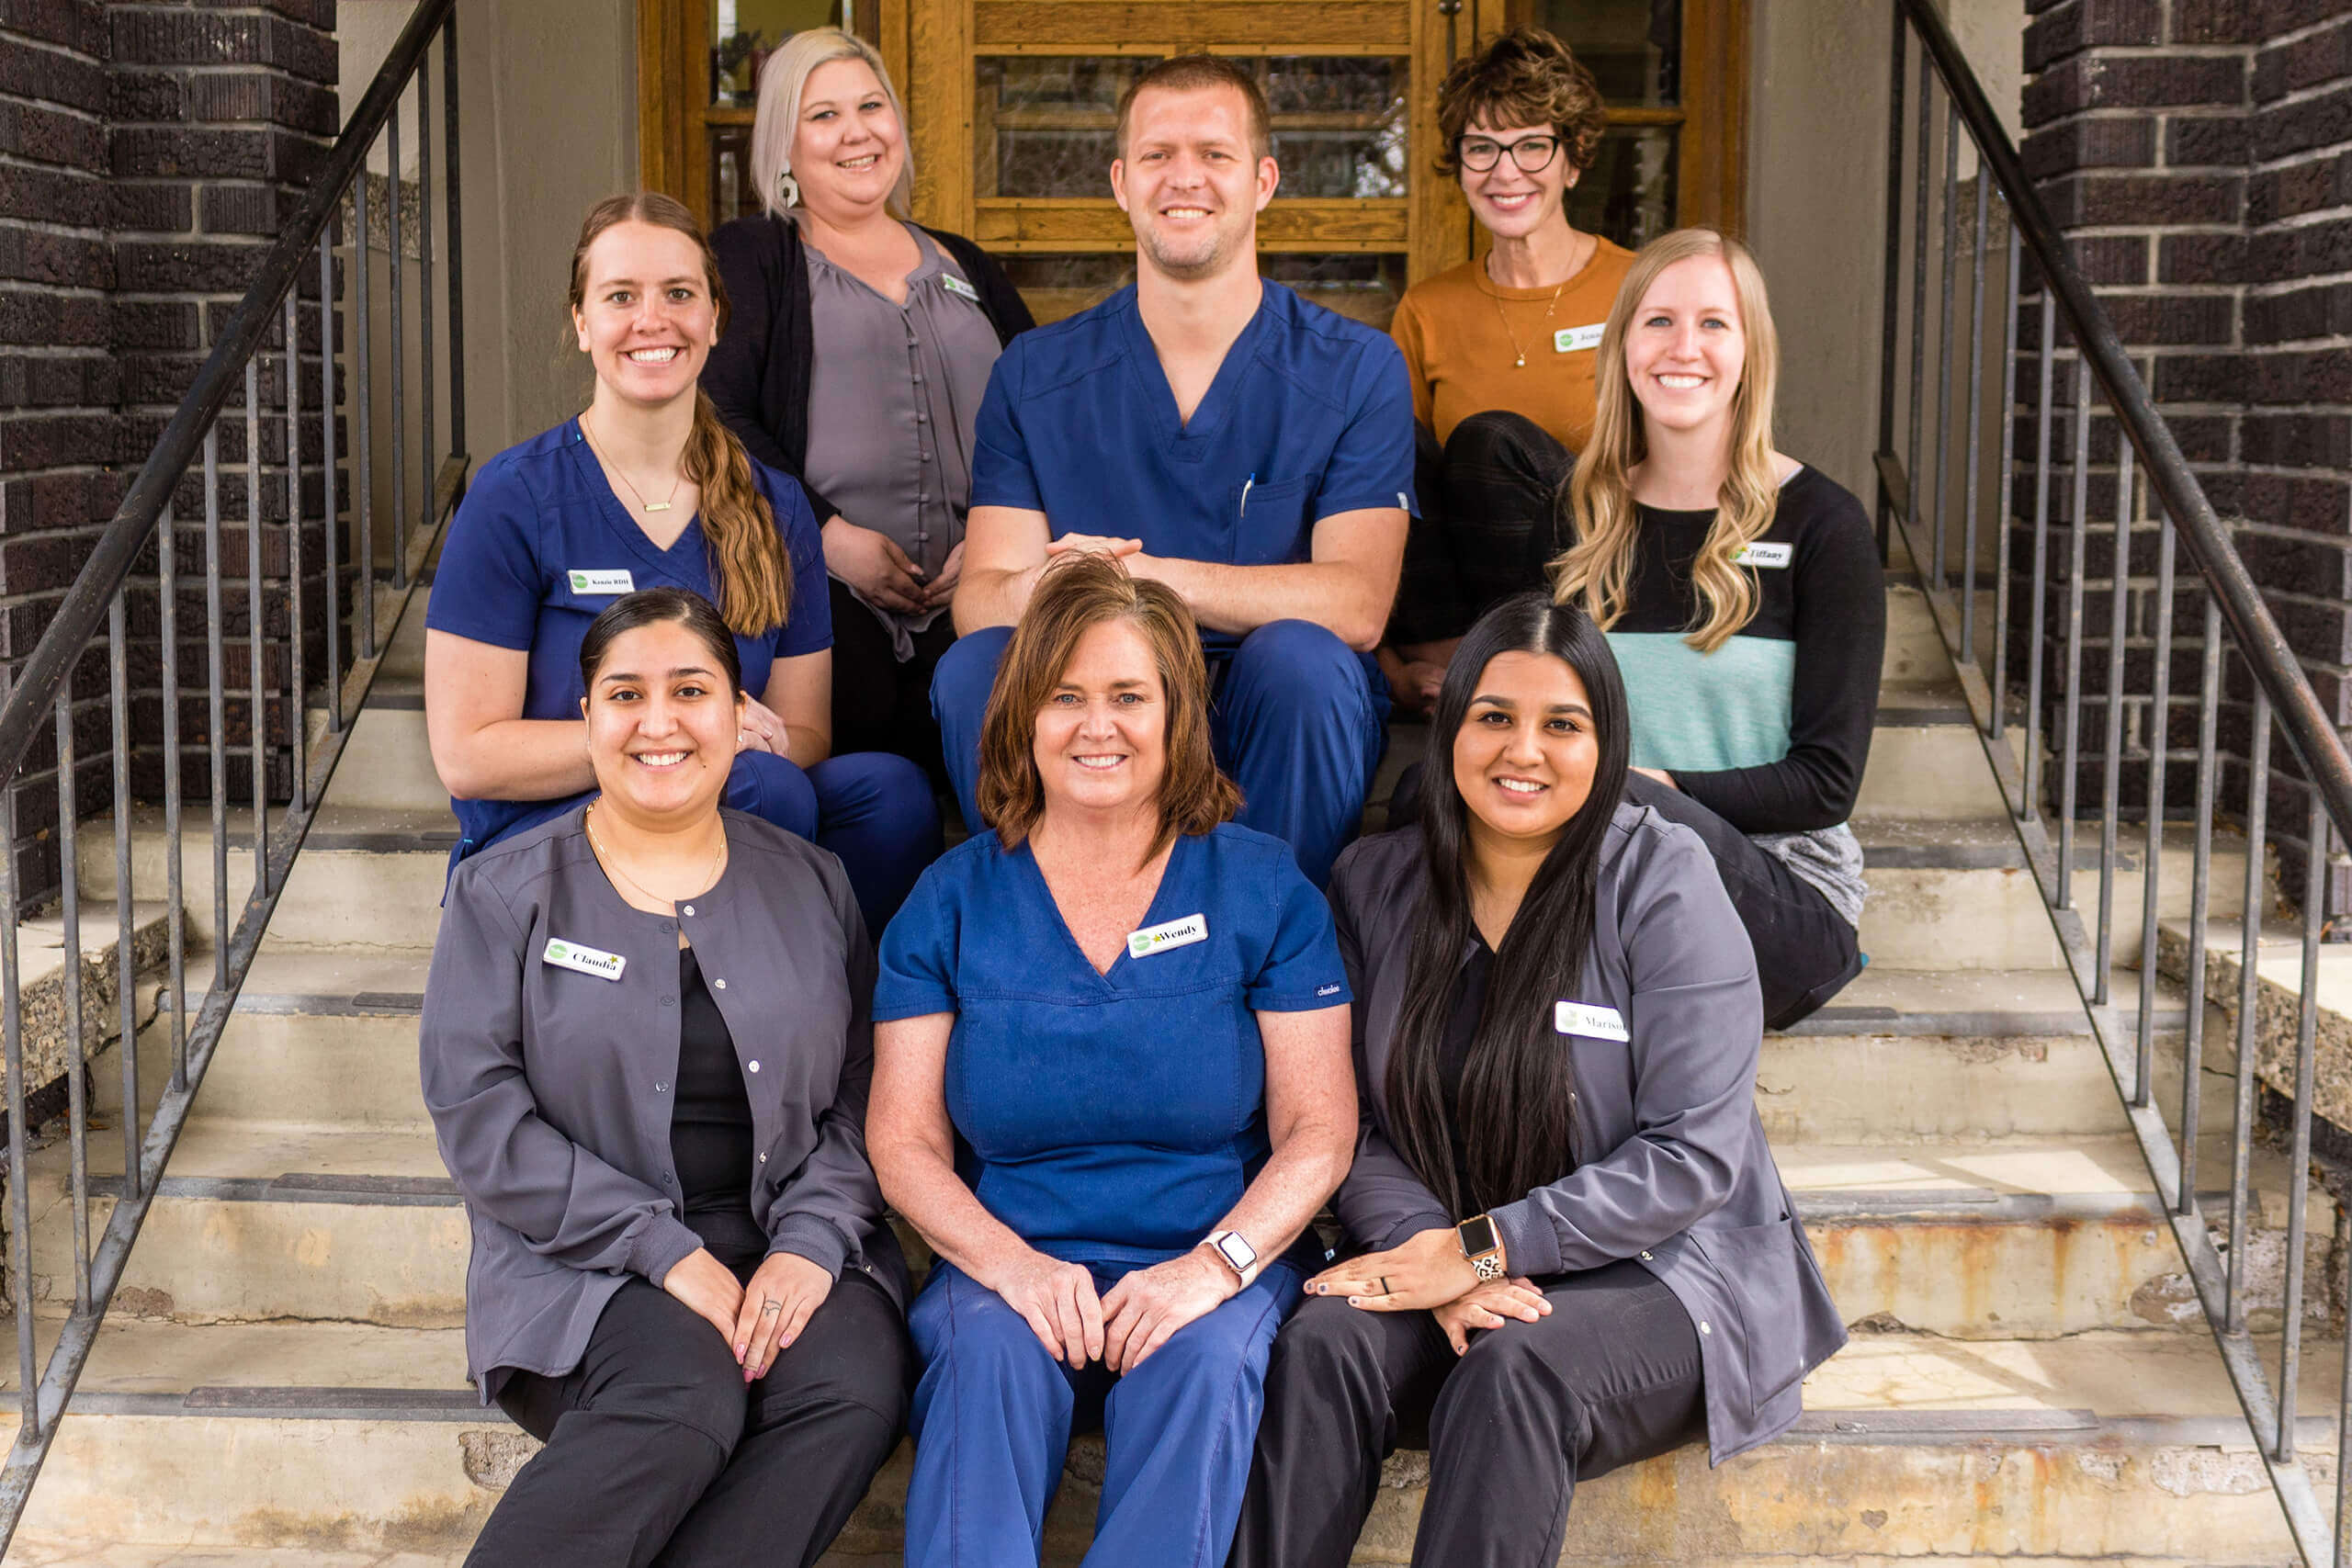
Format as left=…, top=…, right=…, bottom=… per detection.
left=564, top=419, right=707, bottom=580
left=1115, top=288, right=1269, bottom=454
left=1019, top=831, right=1192, bottom=986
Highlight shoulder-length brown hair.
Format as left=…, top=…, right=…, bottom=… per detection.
left=568, top=192, right=793, bottom=637
left=976, top=553, right=1239, bottom=861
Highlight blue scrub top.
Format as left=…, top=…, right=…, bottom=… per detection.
left=424, top=418, right=831, bottom=852
left=968, top=281, right=1418, bottom=654
left=874, top=822, right=1350, bottom=1265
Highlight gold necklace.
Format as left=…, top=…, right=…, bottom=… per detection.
left=584, top=802, right=727, bottom=908
left=1489, top=276, right=1568, bottom=369
left=582, top=412, right=686, bottom=513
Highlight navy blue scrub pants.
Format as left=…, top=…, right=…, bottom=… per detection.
left=477, top=749, right=941, bottom=931
left=930, top=622, right=1386, bottom=886
left=904, top=1258, right=1301, bottom=1568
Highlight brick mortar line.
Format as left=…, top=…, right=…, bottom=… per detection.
left=0, top=31, right=106, bottom=73
left=2257, top=10, right=2352, bottom=51
left=0, top=97, right=107, bottom=130
left=2250, top=78, right=2352, bottom=117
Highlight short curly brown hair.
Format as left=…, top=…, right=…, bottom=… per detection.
left=1434, top=28, right=1608, bottom=180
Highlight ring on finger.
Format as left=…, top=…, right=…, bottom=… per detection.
left=759, top=1300, right=782, bottom=1316
left=1378, top=1276, right=1390, bottom=1295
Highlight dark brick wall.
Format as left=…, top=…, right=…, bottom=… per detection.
left=0, top=0, right=337, bottom=898
left=2018, top=0, right=2352, bottom=917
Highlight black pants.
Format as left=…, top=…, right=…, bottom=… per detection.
left=1230, top=1258, right=1705, bottom=1568
left=468, top=1269, right=910, bottom=1568
left=1387, top=766, right=1861, bottom=1030
left=830, top=576, right=958, bottom=790
left=1391, top=412, right=1574, bottom=647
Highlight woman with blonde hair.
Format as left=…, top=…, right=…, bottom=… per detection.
left=425, top=191, right=939, bottom=929
left=704, top=27, right=1032, bottom=791
left=1540, top=226, right=1882, bottom=1029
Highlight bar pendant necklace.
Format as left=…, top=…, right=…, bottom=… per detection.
left=583, top=411, right=684, bottom=513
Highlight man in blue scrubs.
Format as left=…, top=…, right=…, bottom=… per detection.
left=933, top=54, right=1414, bottom=885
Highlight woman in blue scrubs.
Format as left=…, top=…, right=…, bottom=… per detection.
left=424, top=191, right=938, bottom=928
left=868, top=553, right=1356, bottom=1568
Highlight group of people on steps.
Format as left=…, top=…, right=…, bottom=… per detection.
left=419, top=25, right=1872, bottom=1568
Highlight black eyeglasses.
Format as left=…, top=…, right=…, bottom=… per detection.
left=1456, top=133, right=1561, bottom=174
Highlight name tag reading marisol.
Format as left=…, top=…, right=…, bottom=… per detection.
left=1554, top=323, right=1605, bottom=354
left=1127, top=913, right=1208, bottom=960
left=1555, top=1000, right=1630, bottom=1042
left=568, top=570, right=636, bottom=595
left=544, top=938, right=627, bottom=982
left=1733, top=542, right=1793, bottom=569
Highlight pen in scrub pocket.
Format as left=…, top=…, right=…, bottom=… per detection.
left=1241, top=473, right=1255, bottom=518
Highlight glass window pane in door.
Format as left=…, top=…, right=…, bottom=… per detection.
left=1262, top=58, right=1407, bottom=199
left=710, top=122, right=761, bottom=223
left=711, top=0, right=846, bottom=107
left=978, top=57, right=1160, bottom=199
left=1567, top=126, right=1677, bottom=251
left=1533, top=0, right=1679, bottom=107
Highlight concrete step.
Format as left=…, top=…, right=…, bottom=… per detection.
left=31, top=1109, right=2257, bottom=1341
left=6, top=1317, right=2315, bottom=1562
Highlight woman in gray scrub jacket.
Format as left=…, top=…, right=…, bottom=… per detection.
left=1230, top=591, right=1846, bottom=1568
left=422, top=587, right=910, bottom=1568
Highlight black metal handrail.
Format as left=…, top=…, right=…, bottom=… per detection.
left=0, top=0, right=468, bottom=1546
left=1880, top=2, right=2352, bottom=1562
left=0, top=0, right=457, bottom=784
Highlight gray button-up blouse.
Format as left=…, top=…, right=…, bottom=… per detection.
left=799, top=219, right=1002, bottom=662
left=1327, top=805, right=1848, bottom=1464
left=421, top=806, right=909, bottom=1402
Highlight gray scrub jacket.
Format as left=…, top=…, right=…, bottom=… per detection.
left=1327, top=805, right=1847, bottom=1463
left=421, top=806, right=910, bottom=1402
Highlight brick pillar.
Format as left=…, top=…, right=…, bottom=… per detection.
left=0, top=1, right=338, bottom=901
left=2007, top=0, right=2352, bottom=912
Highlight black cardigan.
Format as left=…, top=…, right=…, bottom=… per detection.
left=704, top=212, right=1035, bottom=525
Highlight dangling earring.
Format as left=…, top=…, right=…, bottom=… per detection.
left=777, top=168, right=801, bottom=209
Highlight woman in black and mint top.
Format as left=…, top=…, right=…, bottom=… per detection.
left=1537, top=228, right=1882, bottom=1029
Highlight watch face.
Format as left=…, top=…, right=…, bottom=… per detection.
left=1458, top=1215, right=1499, bottom=1257
left=1216, top=1233, right=1257, bottom=1270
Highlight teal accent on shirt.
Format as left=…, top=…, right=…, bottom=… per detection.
left=1607, top=632, right=1797, bottom=774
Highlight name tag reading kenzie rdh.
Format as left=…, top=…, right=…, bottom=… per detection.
left=544, top=938, right=627, bottom=982
left=1127, top=913, right=1208, bottom=960
left=568, top=570, right=636, bottom=595
left=1555, top=1000, right=1630, bottom=1042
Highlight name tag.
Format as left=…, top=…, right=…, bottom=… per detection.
left=544, top=938, right=627, bottom=982
left=941, top=273, right=981, bottom=302
left=1127, top=912, right=1207, bottom=960
left=1733, top=542, right=1793, bottom=569
left=1554, top=323, right=1605, bottom=354
left=1555, top=1000, right=1629, bottom=1042
left=568, top=569, right=636, bottom=595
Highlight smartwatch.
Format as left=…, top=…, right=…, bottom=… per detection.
left=1457, top=1213, right=1506, bottom=1281
left=1203, top=1229, right=1261, bottom=1287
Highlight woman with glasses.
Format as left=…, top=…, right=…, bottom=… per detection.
left=1379, top=28, right=1634, bottom=714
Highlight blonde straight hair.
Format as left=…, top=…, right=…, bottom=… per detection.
left=751, top=28, right=917, bottom=220
left=1551, top=228, right=1782, bottom=654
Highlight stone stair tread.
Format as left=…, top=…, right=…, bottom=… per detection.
left=1779, top=964, right=2167, bottom=1037
left=33, top=1117, right=446, bottom=1189
left=170, top=945, right=435, bottom=1012
left=84, top=802, right=458, bottom=858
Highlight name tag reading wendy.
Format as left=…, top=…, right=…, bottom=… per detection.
left=1127, top=913, right=1207, bottom=960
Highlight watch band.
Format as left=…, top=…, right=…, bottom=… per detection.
left=1203, top=1229, right=1261, bottom=1287
left=1457, top=1214, right=1507, bottom=1281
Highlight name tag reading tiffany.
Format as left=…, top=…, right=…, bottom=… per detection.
left=1733, top=542, right=1793, bottom=569
left=1554, top=323, right=1606, bottom=354
left=544, top=938, right=627, bottom=982
left=568, top=570, right=636, bottom=595
left=1127, top=913, right=1208, bottom=960
left=1555, top=1000, right=1630, bottom=1042
left=941, top=273, right=981, bottom=302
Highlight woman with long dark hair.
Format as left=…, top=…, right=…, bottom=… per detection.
left=1231, top=591, right=1845, bottom=1568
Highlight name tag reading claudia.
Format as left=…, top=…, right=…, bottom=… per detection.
left=1733, top=542, right=1793, bottom=569
left=568, top=570, right=636, bottom=595
left=544, top=938, right=627, bottom=982
left=1555, top=1000, right=1630, bottom=1042
left=1127, top=913, right=1208, bottom=960
left=1554, top=323, right=1606, bottom=354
